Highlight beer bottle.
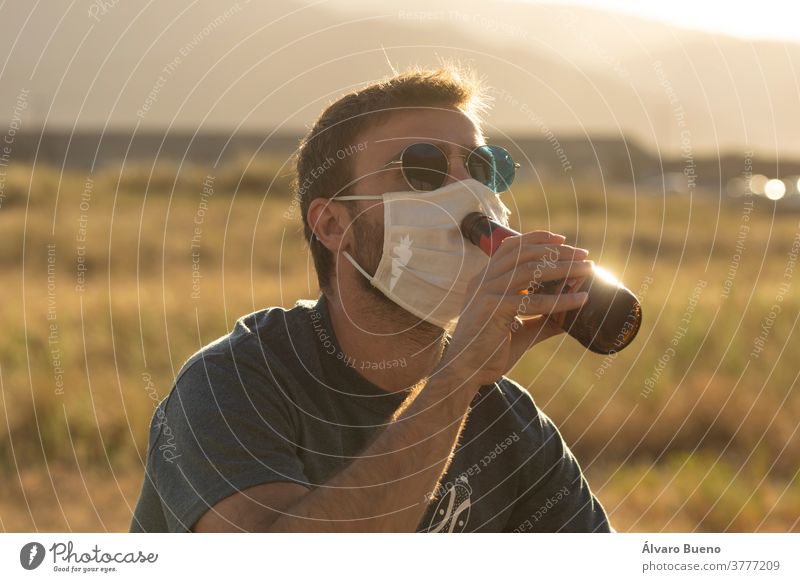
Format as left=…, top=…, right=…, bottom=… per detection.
left=461, top=212, right=642, bottom=354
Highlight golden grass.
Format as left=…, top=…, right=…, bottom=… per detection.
left=1, top=159, right=798, bottom=532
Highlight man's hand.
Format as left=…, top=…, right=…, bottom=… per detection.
left=442, top=230, right=593, bottom=386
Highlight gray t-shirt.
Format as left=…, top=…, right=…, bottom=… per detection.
left=130, top=293, right=613, bottom=532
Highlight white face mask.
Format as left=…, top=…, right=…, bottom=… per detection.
left=337, top=178, right=512, bottom=333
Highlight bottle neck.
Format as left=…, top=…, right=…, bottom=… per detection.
left=462, top=212, right=520, bottom=257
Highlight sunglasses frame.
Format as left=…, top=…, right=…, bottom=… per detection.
left=383, top=142, right=520, bottom=193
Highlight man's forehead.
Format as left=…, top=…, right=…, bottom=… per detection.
left=373, top=135, right=482, bottom=150
left=359, top=109, right=482, bottom=149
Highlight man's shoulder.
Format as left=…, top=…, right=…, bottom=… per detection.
left=469, top=375, right=558, bottom=441
left=150, top=298, right=321, bottom=440
left=483, top=375, right=540, bottom=413
left=174, top=298, right=320, bottom=384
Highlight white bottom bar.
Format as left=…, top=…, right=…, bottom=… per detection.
left=1, top=533, right=798, bottom=581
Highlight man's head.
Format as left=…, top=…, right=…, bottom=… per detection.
left=294, top=65, right=491, bottom=306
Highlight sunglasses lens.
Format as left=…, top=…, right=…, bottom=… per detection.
left=468, top=145, right=516, bottom=192
left=401, top=143, right=448, bottom=191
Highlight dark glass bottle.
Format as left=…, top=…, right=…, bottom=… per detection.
left=461, top=212, right=642, bottom=354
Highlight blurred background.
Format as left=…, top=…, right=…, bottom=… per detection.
left=0, top=0, right=798, bottom=532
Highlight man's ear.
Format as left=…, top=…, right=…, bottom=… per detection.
left=307, top=197, right=354, bottom=253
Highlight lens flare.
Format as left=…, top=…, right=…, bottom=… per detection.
left=592, top=265, right=623, bottom=288
left=764, top=179, right=786, bottom=200
left=749, top=174, right=768, bottom=195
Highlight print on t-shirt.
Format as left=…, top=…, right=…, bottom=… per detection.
left=425, top=475, right=472, bottom=533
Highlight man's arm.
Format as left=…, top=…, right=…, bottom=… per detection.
left=194, top=363, right=479, bottom=533
left=266, top=364, right=479, bottom=532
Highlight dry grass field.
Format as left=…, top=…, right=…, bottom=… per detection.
left=1, top=157, right=798, bottom=532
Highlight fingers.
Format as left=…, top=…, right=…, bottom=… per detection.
left=501, top=289, right=589, bottom=318
left=489, top=245, right=589, bottom=277
left=464, top=230, right=592, bottom=321
left=564, top=274, right=588, bottom=293
left=488, top=236, right=589, bottom=276
left=482, top=259, right=594, bottom=294
left=497, top=230, right=565, bottom=249
left=466, top=286, right=588, bottom=325
left=494, top=231, right=587, bottom=258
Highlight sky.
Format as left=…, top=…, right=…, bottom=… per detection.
left=528, top=0, right=800, bottom=43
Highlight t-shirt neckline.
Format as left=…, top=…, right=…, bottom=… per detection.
left=309, top=293, right=412, bottom=415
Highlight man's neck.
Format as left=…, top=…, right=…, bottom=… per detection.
left=324, top=284, right=448, bottom=394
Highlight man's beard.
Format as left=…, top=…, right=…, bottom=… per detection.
left=344, top=208, right=445, bottom=344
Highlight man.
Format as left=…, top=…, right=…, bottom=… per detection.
left=130, top=65, right=613, bottom=533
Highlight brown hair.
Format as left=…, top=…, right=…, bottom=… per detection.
left=293, top=63, right=490, bottom=292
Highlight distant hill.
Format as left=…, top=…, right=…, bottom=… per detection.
left=0, top=0, right=798, bottom=157
left=10, top=130, right=800, bottom=211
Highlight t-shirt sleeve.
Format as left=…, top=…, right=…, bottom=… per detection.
left=504, top=393, right=613, bottom=533
left=147, top=354, right=310, bottom=532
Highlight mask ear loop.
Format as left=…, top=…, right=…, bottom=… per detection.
left=326, top=194, right=380, bottom=280
left=335, top=194, right=383, bottom=200
left=342, top=250, right=373, bottom=280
